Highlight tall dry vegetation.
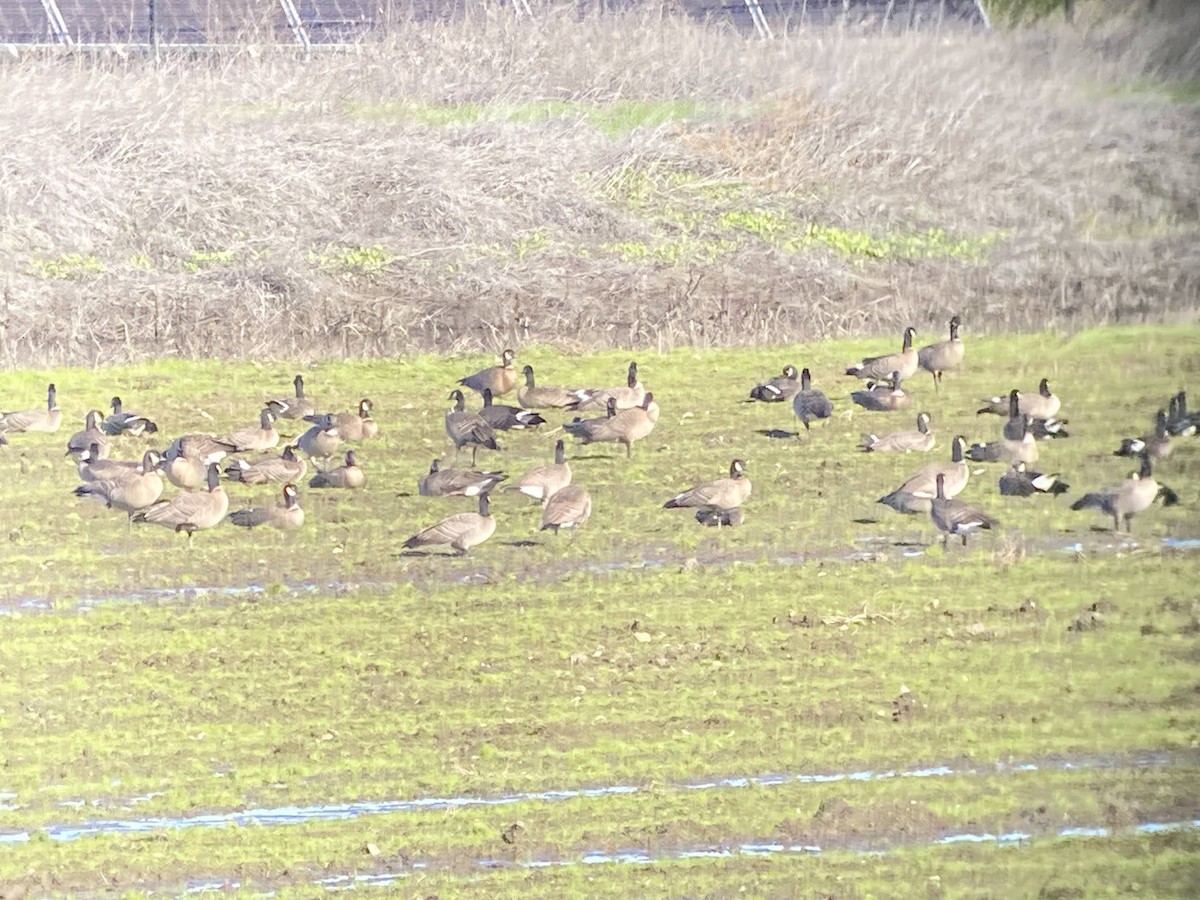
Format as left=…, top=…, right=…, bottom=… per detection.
left=0, top=2, right=1197, bottom=364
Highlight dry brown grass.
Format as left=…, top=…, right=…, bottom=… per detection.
left=0, top=2, right=1197, bottom=364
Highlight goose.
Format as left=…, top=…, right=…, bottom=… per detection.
left=309, top=450, right=365, bottom=489
left=748, top=365, right=800, bottom=403
left=968, top=414, right=1038, bottom=465
left=978, top=378, right=1060, bottom=421
left=131, top=462, right=229, bottom=544
left=418, top=459, right=506, bottom=498
left=1030, top=417, right=1070, bottom=440
left=845, top=327, right=918, bottom=382
left=296, top=416, right=344, bottom=461
left=268, top=375, right=317, bottom=420
left=507, top=440, right=571, bottom=502
left=859, top=412, right=934, bottom=453
left=695, top=505, right=745, bottom=527
left=792, top=369, right=833, bottom=432
left=229, top=483, right=305, bottom=530
left=1114, top=410, right=1171, bottom=460
left=877, top=436, right=970, bottom=514
left=999, top=463, right=1070, bottom=498
left=445, top=389, right=500, bottom=465
left=224, top=445, right=307, bottom=485
left=480, top=389, right=546, bottom=431
left=0, top=384, right=62, bottom=434
left=540, top=484, right=592, bottom=533
left=77, top=443, right=147, bottom=483
left=65, top=410, right=109, bottom=461
left=1000, top=390, right=1028, bottom=441
left=162, top=434, right=238, bottom=491
left=458, top=349, right=518, bottom=398
left=403, top=492, right=496, bottom=555
left=217, top=408, right=279, bottom=453
left=564, top=393, right=657, bottom=458
left=101, top=396, right=158, bottom=436
left=73, top=450, right=164, bottom=515
left=917, top=316, right=964, bottom=392
left=930, top=473, right=998, bottom=547
left=851, top=372, right=912, bottom=412
left=664, top=459, right=751, bottom=510
left=1166, top=391, right=1197, bottom=437
left=569, top=362, right=645, bottom=412
left=517, top=365, right=582, bottom=410
left=1071, top=454, right=1179, bottom=532
left=307, top=399, right=378, bottom=442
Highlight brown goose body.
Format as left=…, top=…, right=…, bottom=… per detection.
left=308, top=399, right=378, bottom=442
left=564, top=393, right=657, bottom=458
left=225, top=445, right=307, bottom=485
left=229, top=483, right=305, bottom=530
left=0, top=384, right=62, bottom=434
left=77, top=443, right=145, bottom=483
left=852, top=373, right=913, bottom=412
left=1114, top=410, right=1171, bottom=460
left=309, top=450, right=365, bottom=489
left=917, top=316, right=964, bottom=391
left=74, top=450, right=164, bottom=514
left=132, top=463, right=229, bottom=540
left=296, top=417, right=344, bottom=461
left=269, top=375, right=317, bottom=420
left=418, top=460, right=506, bottom=498
left=570, top=362, right=645, bottom=412
left=878, top=436, right=970, bottom=515
left=930, top=473, right=998, bottom=547
left=978, top=378, right=1060, bottom=421
left=860, top=412, right=934, bottom=453
left=540, top=484, right=592, bottom=533
left=509, top=440, right=572, bottom=502
left=218, top=409, right=280, bottom=453
left=403, top=493, right=497, bottom=555
left=66, top=410, right=109, bottom=460
left=517, top=366, right=583, bottom=410
left=459, top=349, right=518, bottom=398
left=664, top=459, right=751, bottom=510
left=845, top=327, right=918, bottom=382
left=792, top=369, right=833, bottom=431
left=445, top=389, right=500, bottom=465
left=1071, top=455, right=1179, bottom=532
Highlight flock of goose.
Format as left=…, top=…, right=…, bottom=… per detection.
left=0, top=316, right=1191, bottom=555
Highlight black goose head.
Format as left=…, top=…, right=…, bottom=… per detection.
left=800, top=368, right=813, bottom=391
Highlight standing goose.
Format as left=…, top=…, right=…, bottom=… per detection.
left=569, top=362, right=645, bottom=412
left=564, top=393, right=657, bottom=458
left=217, top=408, right=280, bottom=453
left=930, top=473, right=998, bottom=547
left=480, top=389, right=546, bottom=431
left=131, top=462, right=229, bottom=544
left=999, top=463, right=1070, bottom=498
left=268, top=375, right=317, bottom=420
left=0, top=384, right=62, bottom=434
left=859, top=412, right=934, bottom=453
left=307, top=399, right=378, bottom=442
left=229, top=483, right=305, bottom=531
left=1114, top=410, right=1171, bottom=460
left=791, top=368, right=833, bottom=432
left=403, top=492, right=496, bottom=556
left=845, top=327, right=918, bottom=382
left=748, top=365, right=801, bottom=403
left=978, top=378, right=1060, bottom=421
left=507, top=440, right=572, bottom=502
left=851, top=372, right=912, bottom=412
left=73, top=450, right=164, bottom=515
left=917, top=316, right=964, bottom=392
left=1071, top=454, right=1179, bottom=532
left=224, top=445, right=307, bottom=485
left=65, top=410, right=109, bottom=461
left=418, top=460, right=506, bottom=498
left=309, top=450, right=365, bottom=489
left=878, top=436, right=970, bottom=514
left=101, top=396, right=158, bottom=436
left=458, top=349, right=518, bottom=398
left=445, top=389, right=500, bottom=465
left=540, top=484, right=592, bottom=533
left=517, top=365, right=582, bottom=410
left=663, top=459, right=751, bottom=510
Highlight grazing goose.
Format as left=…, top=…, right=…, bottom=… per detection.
left=1166, top=391, right=1197, bottom=437
left=851, top=372, right=913, bottom=413
left=296, top=415, right=344, bottom=462
left=307, top=399, right=378, bottom=442
left=229, top=483, right=305, bottom=530
left=664, top=459, right=752, bottom=510
left=65, top=410, right=109, bottom=461
left=695, top=505, right=745, bottom=527
left=217, top=408, right=279, bottom=453
left=418, top=460, right=506, bottom=498
left=917, top=316, right=964, bottom=392
left=978, top=378, right=1060, bottom=421
left=445, top=389, right=500, bottom=465
left=224, top=445, right=307, bottom=485
left=878, top=436, right=970, bottom=514
left=480, top=389, right=546, bottom=431
left=0, top=384, right=62, bottom=434
left=101, top=396, right=158, bottom=436
left=845, top=327, right=918, bottom=382
left=859, top=412, right=934, bottom=453
left=569, top=362, right=646, bottom=412
left=74, top=450, right=164, bottom=515
left=517, top=365, right=582, bottom=410
left=792, top=369, right=833, bottom=432
left=999, top=463, right=1070, bottom=498
left=930, top=473, right=998, bottom=547
left=403, top=492, right=496, bottom=556
left=309, top=450, right=366, bottom=489
left=564, top=393, right=657, bottom=458
left=748, top=365, right=801, bottom=403
left=541, top=484, right=592, bottom=533
left=1114, top=410, right=1171, bottom=460
left=507, top=439, right=572, bottom=502
left=162, top=434, right=237, bottom=491
left=1071, top=454, right=1179, bottom=532
left=268, top=375, right=317, bottom=420
left=459, top=349, right=518, bottom=398
left=132, top=462, right=229, bottom=544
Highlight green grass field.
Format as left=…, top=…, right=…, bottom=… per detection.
left=0, top=325, right=1197, bottom=893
